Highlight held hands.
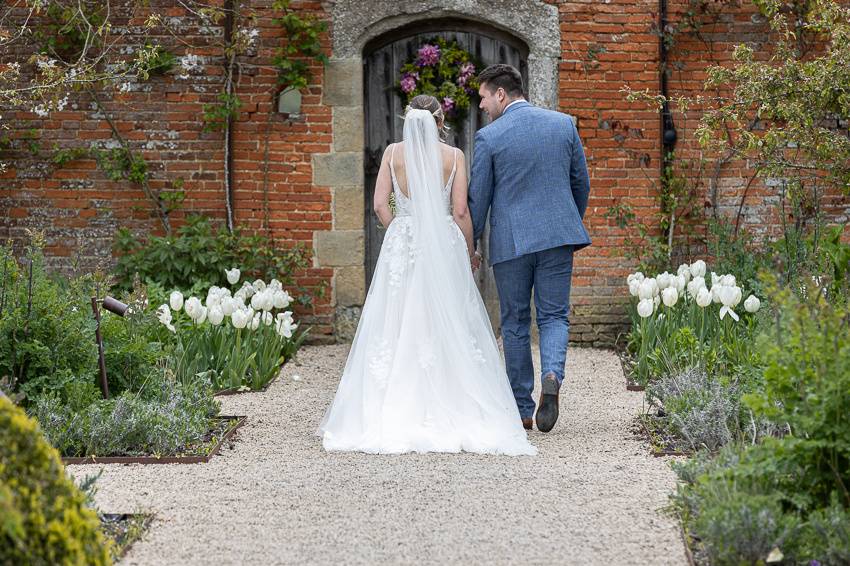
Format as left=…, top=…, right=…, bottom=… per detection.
left=470, top=250, right=483, bottom=273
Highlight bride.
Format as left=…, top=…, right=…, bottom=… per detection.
left=318, top=95, right=536, bottom=456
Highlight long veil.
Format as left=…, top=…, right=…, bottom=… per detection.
left=317, top=109, right=535, bottom=455
left=402, top=109, right=465, bottom=323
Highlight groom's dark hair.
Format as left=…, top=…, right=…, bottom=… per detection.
left=477, top=64, right=524, bottom=97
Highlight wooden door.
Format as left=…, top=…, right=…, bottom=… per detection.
left=363, top=20, right=528, bottom=331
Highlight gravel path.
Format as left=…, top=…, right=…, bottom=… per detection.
left=69, top=344, right=687, bottom=565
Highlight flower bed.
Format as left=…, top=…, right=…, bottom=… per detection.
left=0, top=237, right=307, bottom=460
left=626, top=253, right=850, bottom=562
left=157, top=271, right=308, bottom=394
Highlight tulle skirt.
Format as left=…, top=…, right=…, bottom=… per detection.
left=318, top=216, right=537, bottom=456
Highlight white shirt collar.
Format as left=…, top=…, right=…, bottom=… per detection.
left=504, top=99, right=527, bottom=112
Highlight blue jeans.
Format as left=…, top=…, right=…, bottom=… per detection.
left=493, top=245, right=574, bottom=419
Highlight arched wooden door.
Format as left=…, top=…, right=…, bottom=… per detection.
left=363, top=19, right=529, bottom=331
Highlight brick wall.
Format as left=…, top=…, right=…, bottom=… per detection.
left=1, top=0, right=847, bottom=346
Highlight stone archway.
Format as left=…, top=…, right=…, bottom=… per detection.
left=313, top=1, right=561, bottom=337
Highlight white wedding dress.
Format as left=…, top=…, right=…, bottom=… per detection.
left=318, top=110, right=536, bottom=456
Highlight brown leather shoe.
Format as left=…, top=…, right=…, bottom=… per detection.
left=535, top=372, right=560, bottom=433
left=521, top=417, right=533, bottom=430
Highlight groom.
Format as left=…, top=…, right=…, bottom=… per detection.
left=468, top=64, right=591, bottom=433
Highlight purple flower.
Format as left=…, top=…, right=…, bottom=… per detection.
left=457, top=62, right=476, bottom=86
left=417, top=44, right=440, bottom=67
left=810, top=561, right=821, bottom=566
left=441, top=97, right=455, bottom=113
left=400, top=72, right=418, bottom=94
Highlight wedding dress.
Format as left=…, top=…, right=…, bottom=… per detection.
left=318, top=109, right=536, bottom=456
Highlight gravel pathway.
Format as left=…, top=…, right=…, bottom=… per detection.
left=69, top=344, right=687, bottom=565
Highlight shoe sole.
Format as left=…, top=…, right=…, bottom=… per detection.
left=535, top=378, right=559, bottom=433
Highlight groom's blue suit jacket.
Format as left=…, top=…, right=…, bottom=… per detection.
left=468, top=101, right=591, bottom=265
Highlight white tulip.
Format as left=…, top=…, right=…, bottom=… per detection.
left=637, top=298, right=654, bottom=318
left=744, top=295, right=760, bottom=313
left=262, top=311, right=273, bottom=326
left=169, top=291, right=184, bottom=312
left=208, top=305, right=224, bottom=326
left=195, top=306, right=208, bottom=324
left=628, top=280, right=641, bottom=297
left=220, top=297, right=235, bottom=317
left=184, top=297, right=202, bottom=319
left=156, top=304, right=176, bottom=333
left=696, top=287, right=712, bottom=308
left=677, top=263, right=692, bottom=282
left=711, top=285, right=723, bottom=304
left=720, top=274, right=737, bottom=287
left=269, top=279, right=282, bottom=291
left=250, top=312, right=261, bottom=330
left=627, top=272, right=645, bottom=286
left=273, top=290, right=292, bottom=309
left=253, top=279, right=267, bottom=292
left=225, top=268, right=241, bottom=285
left=690, top=260, right=707, bottom=278
left=654, top=295, right=661, bottom=308
left=239, top=282, right=255, bottom=298
left=261, top=290, right=275, bottom=312
left=638, top=278, right=657, bottom=300
left=711, top=272, right=721, bottom=286
left=718, top=286, right=742, bottom=321
left=662, top=287, right=679, bottom=307
left=687, top=276, right=706, bottom=298
left=231, top=309, right=249, bottom=329
left=250, top=291, right=264, bottom=311
left=720, top=285, right=742, bottom=307
left=657, top=272, right=673, bottom=290
left=673, top=275, right=687, bottom=294
left=275, top=311, right=297, bottom=337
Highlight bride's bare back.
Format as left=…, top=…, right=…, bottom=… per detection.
left=389, top=141, right=459, bottom=197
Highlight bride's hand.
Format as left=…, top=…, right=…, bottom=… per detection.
left=470, top=251, right=482, bottom=272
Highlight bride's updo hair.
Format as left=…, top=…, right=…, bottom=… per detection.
left=404, top=94, right=450, bottom=140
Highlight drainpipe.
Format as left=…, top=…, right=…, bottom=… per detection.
left=660, top=0, right=677, bottom=162
left=223, top=0, right=236, bottom=232
left=660, top=0, right=678, bottom=255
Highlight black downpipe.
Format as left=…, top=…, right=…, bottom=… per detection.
left=660, top=0, right=677, bottom=164
left=224, top=0, right=235, bottom=232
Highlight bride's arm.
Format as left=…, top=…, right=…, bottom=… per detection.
left=450, top=150, right=474, bottom=258
left=373, top=145, right=394, bottom=229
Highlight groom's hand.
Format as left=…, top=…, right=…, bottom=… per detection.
left=471, top=251, right=482, bottom=272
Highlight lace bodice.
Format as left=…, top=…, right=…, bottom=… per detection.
left=388, top=143, right=457, bottom=217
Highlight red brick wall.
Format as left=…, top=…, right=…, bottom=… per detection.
left=554, top=0, right=848, bottom=344
left=2, top=0, right=847, bottom=345
left=0, top=0, right=336, bottom=339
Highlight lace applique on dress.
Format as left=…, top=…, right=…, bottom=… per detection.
left=417, top=339, right=437, bottom=371
left=367, top=338, right=392, bottom=387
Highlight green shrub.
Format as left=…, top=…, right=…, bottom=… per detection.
left=0, top=395, right=111, bottom=565
left=30, top=373, right=219, bottom=458
left=112, top=215, right=315, bottom=303
left=647, top=362, right=781, bottom=452
left=0, top=245, right=97, bottom=401
left=672, top=287, right=850, bottom=564
left=745, top=283, right=850, bottom=508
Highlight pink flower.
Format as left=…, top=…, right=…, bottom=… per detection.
left=441, top=97, right=455, bottom=113
left=400, top=72, right=418, bottom=94
left=417, top=44, right=440, bottom=67
left=457, top=62, right=476, bottom=86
